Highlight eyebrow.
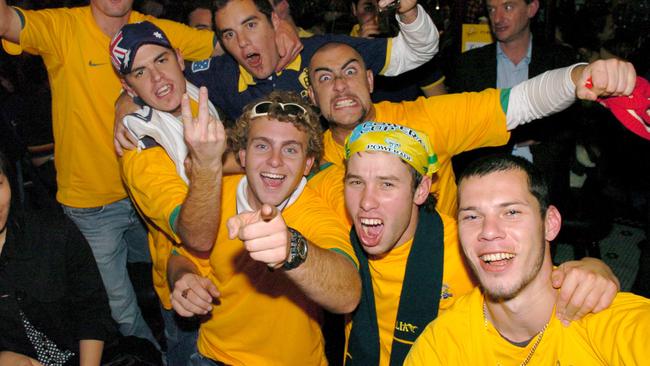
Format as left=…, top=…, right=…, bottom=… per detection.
left=129, top=50, right=170, bottom=75
left=249, top=136, right=304, bottom=147
left=313, top=57, right=361, bottom=74
left=458, top=201, right=528, bottom=212
left=220, top=15, right=259, bottom=33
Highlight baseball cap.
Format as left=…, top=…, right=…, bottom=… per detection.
left=344, top=121, right=440, bottom=176
left=109, top=21, right=173, bottom=75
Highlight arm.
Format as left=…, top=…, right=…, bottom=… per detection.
left=504, top=59, right=636, bottom=130
left=175, top=88, right=227, bottom=254
left=168, top=253, right=220, bottom=317
left=79, top=340, right=103, bottom=366
left=382, top=0, right=438, bottom=77
left=0, top=1, right=21, bottom=43
left=113, top=91, right=140, bottom=156
left=227, top=205, right=361, bottom=313
left=551, top=257, right=619, bottom=325
left=273, top=17, right=303, bottom=73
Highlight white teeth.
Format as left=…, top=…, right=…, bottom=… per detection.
left=360, top=218, right=383, bottom=226
left=335, top=99, right=356, bottom=108
left=261, top=172, right=284, bottom=179
left=480, top=252, right=515, bottom=263
left=157, top=85, right=170, bottom=97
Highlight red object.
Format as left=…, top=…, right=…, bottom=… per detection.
left=597, top=76, right=650, bottom=140
left=585, top=76, right=593, bottom=89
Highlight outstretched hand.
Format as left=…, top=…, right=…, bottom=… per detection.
left=227, top=204, right=290, bottom=269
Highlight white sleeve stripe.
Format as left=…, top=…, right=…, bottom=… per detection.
left=383, top=4, right=439, bottom=77
left=505, top=63, right=585, bottom=130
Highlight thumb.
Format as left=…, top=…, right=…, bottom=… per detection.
left=551, top=266, right=565, bottom=289
left=260, top=204, right=279, bottom=222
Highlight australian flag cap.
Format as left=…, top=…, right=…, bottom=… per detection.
left=110, top=21, right=173, bottom=75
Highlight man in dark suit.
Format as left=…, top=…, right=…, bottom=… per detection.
left=445, top=0, right=578, bottom=213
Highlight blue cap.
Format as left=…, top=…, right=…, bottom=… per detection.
left=109, top=21, right=173, bottom=75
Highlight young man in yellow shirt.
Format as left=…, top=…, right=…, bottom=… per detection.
left=406, top=154, right=650, bottom=365
left=161, top=90, right=359, bottom=365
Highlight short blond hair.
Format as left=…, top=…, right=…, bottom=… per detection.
left=229, top=91, right=324, bottom=173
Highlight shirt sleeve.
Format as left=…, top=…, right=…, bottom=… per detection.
left=1, top=7, right=68, bottom=57
left=120, top=147, right=188, bottom=242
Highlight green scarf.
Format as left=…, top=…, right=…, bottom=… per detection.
left=346, top=207, right=444, bottom=366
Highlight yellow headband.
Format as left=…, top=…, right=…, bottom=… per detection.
left=344, top=122, right=439, bottom=176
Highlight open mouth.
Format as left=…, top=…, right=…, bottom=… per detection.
left=245, top=52, right=262, bottom=68
left=260, top=172, right=285, bottom=188
left=156, top=84, right=172, bottom=98
left=479, top=252, right=515, bottom=266
left=334, top=97, right=358, bottom=109
left=359, top=217, right=383, bottom=246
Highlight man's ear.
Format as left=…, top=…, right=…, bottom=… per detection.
left=238, top=149, right=247, bottom=169
left=302, top=155, right=315, bottom=176
left=544, top=205, right=562, bottom=241
left=175, top=48, right=185, bottom=72
left=120, top=78, right=137, bottom=98
left=527, top=0, right=540, bottom=18
left=271, top=11, right=281, bottom=30
left=413, top=175, right=432, bottom=205
left=307, top=85, right=316, bottom=105
left=351, top=3, right=357, bottom=18
left=366, top=69, right=374, bottom=93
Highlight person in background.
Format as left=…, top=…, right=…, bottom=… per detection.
left=0, top=150, right=114, bottom=366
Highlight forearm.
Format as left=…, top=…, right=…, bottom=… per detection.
left=177, top=165, right=222, bottom=253
left=384, top=4, right=438, bottom=77
left=286, top=244, right=361, bottom=314
left=0, top=2, right=21, bottom=42
left=505, top=63, right=581, bottom=130
left=79, top=340, right=103, bottom=366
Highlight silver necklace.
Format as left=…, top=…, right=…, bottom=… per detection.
left=483, top=302, right=549, bottom=366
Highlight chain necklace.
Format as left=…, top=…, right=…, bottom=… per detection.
left=483, top=302, right=549, bottom=366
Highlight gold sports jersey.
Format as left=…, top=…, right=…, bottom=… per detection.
left=343, top=212, right=475, bottom=366
left=405, top=288, right=650, bottom=365
left=320, top=88, right=510, bottom=217
left=174, top=174, right=355, bottom=365
left=2, top=6, right=214, bottom=207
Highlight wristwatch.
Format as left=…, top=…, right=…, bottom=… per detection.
left=283, top=227, right=308, bottom=270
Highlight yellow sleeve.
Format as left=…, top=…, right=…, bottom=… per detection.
left=384, top=89, right=510, bottom=157
left=150, top=17, right=215, bottom=61
left=287, top=187, right=358, bottom=268
left=587, top=293, right=650, bottom=364
left=1, top=7, right=68, bottom=57
left=307, top=164, right=351, bottom=228
left=120, top=147, right=187, bottom=242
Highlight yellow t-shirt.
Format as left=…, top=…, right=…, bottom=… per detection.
left=321, top=90, right=510, bottom=217
left=2, top=6, right=214, bottom=207
left=176, top=174, right=356, bottom=366
left=120, top=145, right=188, bottom=308
left=307, top=163, right=351, bottom=226
left=344, top=212, right=475, bottom=366
left=405, top=288, right=650, bottom=365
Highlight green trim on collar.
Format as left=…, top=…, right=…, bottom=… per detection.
left=169, top=204, right=182, bottom=235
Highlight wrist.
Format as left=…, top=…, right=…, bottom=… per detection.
left=398, top=4, right=418, bottom=23
left=282, top=227, right=308, bottom=270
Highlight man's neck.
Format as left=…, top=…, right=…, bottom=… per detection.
left=499, top=31, right=532, bottom=66
left=330, top=108, right=376, bottom=145
left=484, top=261, right=556, bottom=342
left=91, top=5, right=131, bottom=38
left=0, top=228, right=6, bottom=256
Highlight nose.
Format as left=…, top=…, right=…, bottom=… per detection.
left=359, top=185, right=378, bottom=212
left=237, top=33, right=250, bottom=48
left=267, top=147, right=283, bottom=168
left=479, top=214, right=505, bottom=241
left=491, top=7, right=504, bottom=24
left=150, top=66, right=162, bottom=82
left=333, top=74, right=348, bottom=93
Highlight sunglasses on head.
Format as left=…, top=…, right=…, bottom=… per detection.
left=250, top=101, right=307, bottom=119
